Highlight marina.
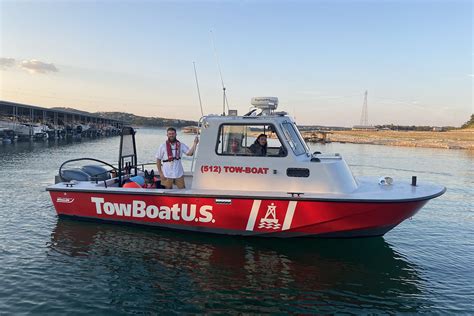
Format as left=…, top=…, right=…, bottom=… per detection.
left=0, top=100, right=124, bottom=143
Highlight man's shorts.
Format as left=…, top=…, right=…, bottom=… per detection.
left=161, top=176, right=185, bottom=189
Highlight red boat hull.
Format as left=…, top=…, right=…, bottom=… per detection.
left=49, top=190, right=428, bottom=237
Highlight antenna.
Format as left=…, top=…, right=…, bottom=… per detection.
left=193, top=62, right=204, bottom=116
left=190, top=62, right=204, bottom=174
left=210, top=30, right=229, bottom=115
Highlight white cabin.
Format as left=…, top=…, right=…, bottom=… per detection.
left=190, top=98, right=358, bottom=194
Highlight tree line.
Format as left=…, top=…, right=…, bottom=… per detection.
left=461, top=114, right=474, bottom=129
left=95, top=112, right=198, bottom=128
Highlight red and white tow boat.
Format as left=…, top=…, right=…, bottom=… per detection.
left=47, top=97, right=446, bottom=238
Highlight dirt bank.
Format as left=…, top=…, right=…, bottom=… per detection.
left=302, top=129, right=474, bottom=150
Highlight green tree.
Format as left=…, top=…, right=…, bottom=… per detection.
left=461, top=114, right=474, bottom=129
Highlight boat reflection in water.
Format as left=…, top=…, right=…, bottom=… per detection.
left=48, top=219, right=425, bottom=314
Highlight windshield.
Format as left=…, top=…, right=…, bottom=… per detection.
left=216, top=124, right=286, bottom=157
left=281, top=122, right=308, bottom=156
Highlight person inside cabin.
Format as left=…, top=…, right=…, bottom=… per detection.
left=249, top=133, right=268, bottom=156
left=230, top=138, right=248, bottom=155
left=156, top=127, right=199, bottom=189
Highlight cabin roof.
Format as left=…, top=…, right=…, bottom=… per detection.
left=203, top=114, right=291, bottom=123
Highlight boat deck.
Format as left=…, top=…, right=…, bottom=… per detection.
left=47, top=176, right=446, bottom=203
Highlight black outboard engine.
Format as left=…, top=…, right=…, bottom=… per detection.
left=59, top=168, right=91, bottom=182
left=57, top=164, right=113, bottom=183
left=81, top=165, right=110, bottom=181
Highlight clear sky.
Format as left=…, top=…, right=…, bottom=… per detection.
left=0, top=0, right=472, bottom=127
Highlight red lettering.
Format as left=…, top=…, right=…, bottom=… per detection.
left=219, top=165, right=270, bottom=175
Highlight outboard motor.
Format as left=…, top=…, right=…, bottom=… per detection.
left=59, top=168, right=91, bottom=182
left=81, top=165, right=110, bottom=181
left=57, top=159, right=118, bottom=184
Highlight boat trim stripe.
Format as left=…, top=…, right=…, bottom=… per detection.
left=246, top=200, right=261, bottom=231
left=282, top=201, right=297, bottom=231
left=46, top=186, right=446, bottom=203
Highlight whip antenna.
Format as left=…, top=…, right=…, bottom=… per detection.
left=191, top=62, right=204, bottom=173
left=193, top=62, right=204, bottom=117
left=210, top=30, right=229, bottom=115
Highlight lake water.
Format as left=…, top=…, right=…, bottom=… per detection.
left=0, top=128, right=472, bottom=314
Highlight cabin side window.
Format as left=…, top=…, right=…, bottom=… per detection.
left=281, top=122, right=308, bottom=156
left=216, top=124, right=287, bottom=157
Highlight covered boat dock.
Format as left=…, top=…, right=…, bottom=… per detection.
left=0, top=100, right=124, bottom=141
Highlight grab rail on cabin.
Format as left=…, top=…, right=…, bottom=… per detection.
left=190, top=117, right=204, bottom=173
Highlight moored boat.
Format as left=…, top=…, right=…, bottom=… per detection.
left=47, top=97, right=446, bottom=238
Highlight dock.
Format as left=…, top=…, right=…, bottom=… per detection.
left=0, top=100, right=124, bottom=142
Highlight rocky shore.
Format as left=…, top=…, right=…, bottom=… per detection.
left=302, top=129, right=474, bottom=150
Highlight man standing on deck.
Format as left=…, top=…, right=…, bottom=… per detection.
left=156, top=127, right=199, bottom=189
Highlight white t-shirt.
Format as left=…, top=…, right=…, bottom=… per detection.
left=156, top=142, right=190, bottom=178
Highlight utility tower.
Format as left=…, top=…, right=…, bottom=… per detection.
left=359, top=90, right=369, bottom=126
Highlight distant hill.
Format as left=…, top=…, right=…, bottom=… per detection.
left=51, top=107, right=92, bottom=116
left=51, top=107, right=197, bottom=127
left=95, top=112, right=197, bottom=128
left=461, top=114, right=474, bottom=129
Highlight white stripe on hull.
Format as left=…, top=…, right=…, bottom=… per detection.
left=246, top=200, right=261, bottom=231
left=282, top=201, right=297, bottom=231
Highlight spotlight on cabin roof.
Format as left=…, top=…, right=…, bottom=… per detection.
left=251, top=97, right=278, bottom=115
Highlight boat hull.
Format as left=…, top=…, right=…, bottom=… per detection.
left=49, top=190, right=429, bottom=238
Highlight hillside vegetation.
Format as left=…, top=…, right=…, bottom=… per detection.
left=52, top=107, right=197, bottom=127
left=461, top=114, right=474, bottom=129
left=95, top=112, right=197, bottom=128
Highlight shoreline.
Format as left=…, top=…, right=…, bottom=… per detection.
left=302, top=129, right=474, bottom=150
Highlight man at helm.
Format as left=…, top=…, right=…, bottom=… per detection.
left=156, top=127, right=198, bottom=189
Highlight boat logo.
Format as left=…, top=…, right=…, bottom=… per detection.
left=56, top=197, right=75, bottom=203
left=258, top=203, right=281, bottom=230
left=246, top=200, right=297, bottom=232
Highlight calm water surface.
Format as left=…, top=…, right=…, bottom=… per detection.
left=0, top=129, right=472, bottom=314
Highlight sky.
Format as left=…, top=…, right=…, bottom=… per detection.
left=0, top=0, right=472, bottom=127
